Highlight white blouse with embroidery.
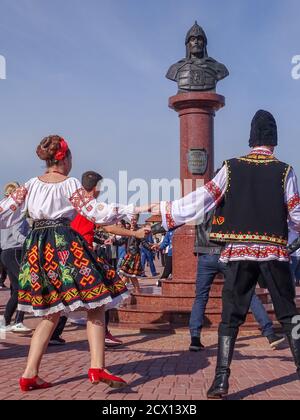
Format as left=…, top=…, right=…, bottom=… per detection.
left=160, top=147, right=300, bottom=263
left=0, top=177, right=134, bottom=229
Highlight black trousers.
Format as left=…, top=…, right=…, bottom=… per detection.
left=1, top=248, right=24, bottom=325
left=105, top=310, right=110, bottom=334
left=0, top=250, right=7, bottom=285
left=51, top=316, right=68, bottom=339
left=160, top=255, right=173, bottom=280
left=219, top=260, right=298, bottom=337
left=51, top=310, right=111, bottom=339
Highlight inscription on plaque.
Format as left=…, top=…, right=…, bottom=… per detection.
left=187, top=149, right=208, bottom=175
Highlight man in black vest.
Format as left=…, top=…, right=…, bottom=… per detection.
left=152, top=110, right=300, bottom=399
left=206, top=111, right=300, bottom=398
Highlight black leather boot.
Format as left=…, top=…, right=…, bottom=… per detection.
left=287, top=334, right=300, bottom=379
left=207, top=335, right=237, bottom=399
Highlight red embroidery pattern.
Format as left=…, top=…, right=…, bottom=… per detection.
left=57, top=250, right=70, bottom=266
left=70, top=241, right=96, bottom=287
left=204, top=181, right=223, bottom=203
left=213, top=216, right=225, bottom=226
left=165, top=201, right=176, bottom=229
left=18, top=284, right=113, bottom=307
left=221, top=246, right=289, bottom=260
left=249, top=149, right=273, bottom=156
left=28, top=245, right=42, bottom=292
left=44, top=244, right=59, bottom=272
left=43, top=243, right=62, bottom=289
left=288, top=194, right=300, bottom=212
left=11, top=186, right=28, bottom=205
left=69, top=188, right=93, bottom=212
left=106, top=269, right=117, bottom=280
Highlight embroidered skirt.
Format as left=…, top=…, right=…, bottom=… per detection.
left=18, top=219, right=129, bottom=317
left=118, top=252, right=144, bottom=278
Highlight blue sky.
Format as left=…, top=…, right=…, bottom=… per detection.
left=0, top=0, right=300, bottom=197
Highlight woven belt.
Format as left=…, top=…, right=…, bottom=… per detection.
left=32, top=218, right=70, bottom=230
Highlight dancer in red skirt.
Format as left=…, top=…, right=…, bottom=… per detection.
left=118, top=216, right=155, bottom=292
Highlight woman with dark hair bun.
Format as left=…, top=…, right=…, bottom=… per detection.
left=0, top=135, right=139, bottom=391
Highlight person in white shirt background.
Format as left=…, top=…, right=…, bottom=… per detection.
left=0, top=182, right=31, bottom=333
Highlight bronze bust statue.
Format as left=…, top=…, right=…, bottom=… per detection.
left=166, top=21, right=229, bottom=93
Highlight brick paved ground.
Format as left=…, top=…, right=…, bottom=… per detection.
left=1, top=289, right=300, bottom=400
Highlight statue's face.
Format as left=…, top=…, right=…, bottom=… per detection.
left=188, top=36, right=205, bottom=56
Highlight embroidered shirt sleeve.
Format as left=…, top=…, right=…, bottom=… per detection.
left=204, top=181, right=223, bottom=203
left=160, top=165, right=227, bottom=231
left=285, top=168, right=300, bottom=232
left=69, top=187, right=94, bottom=212
left=67, top=178, right=134, bottom=225
left=288, top=194, right=300, bottom=212
left=0, top=184, right=29, bottom=229
left=164, top=201, right=176, bottom=230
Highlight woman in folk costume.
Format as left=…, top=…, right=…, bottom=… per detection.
left=118, top=215, right=154, bottom=292
left=0, top=135, right=139, bottom=391
left=140, top=110, right=300, bottom=399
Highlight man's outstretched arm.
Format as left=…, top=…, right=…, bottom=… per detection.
left=136, top=165, right=228, bottom=231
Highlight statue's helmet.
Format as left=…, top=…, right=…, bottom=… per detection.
left=249, top=110, right=278, bottom=148
left=185, top=21, right=207, bottom=45
left=185, top=21, right=208, bottom=58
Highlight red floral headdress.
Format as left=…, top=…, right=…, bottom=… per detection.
left=55, top=138, right=69, bottom=161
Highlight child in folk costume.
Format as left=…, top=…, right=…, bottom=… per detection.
left=118, top=216, right=155, bottom=292
left=0, top=135, right=142, bottom=391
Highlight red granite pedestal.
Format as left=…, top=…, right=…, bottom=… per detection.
left=168, top=92, right=225, bottom=297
